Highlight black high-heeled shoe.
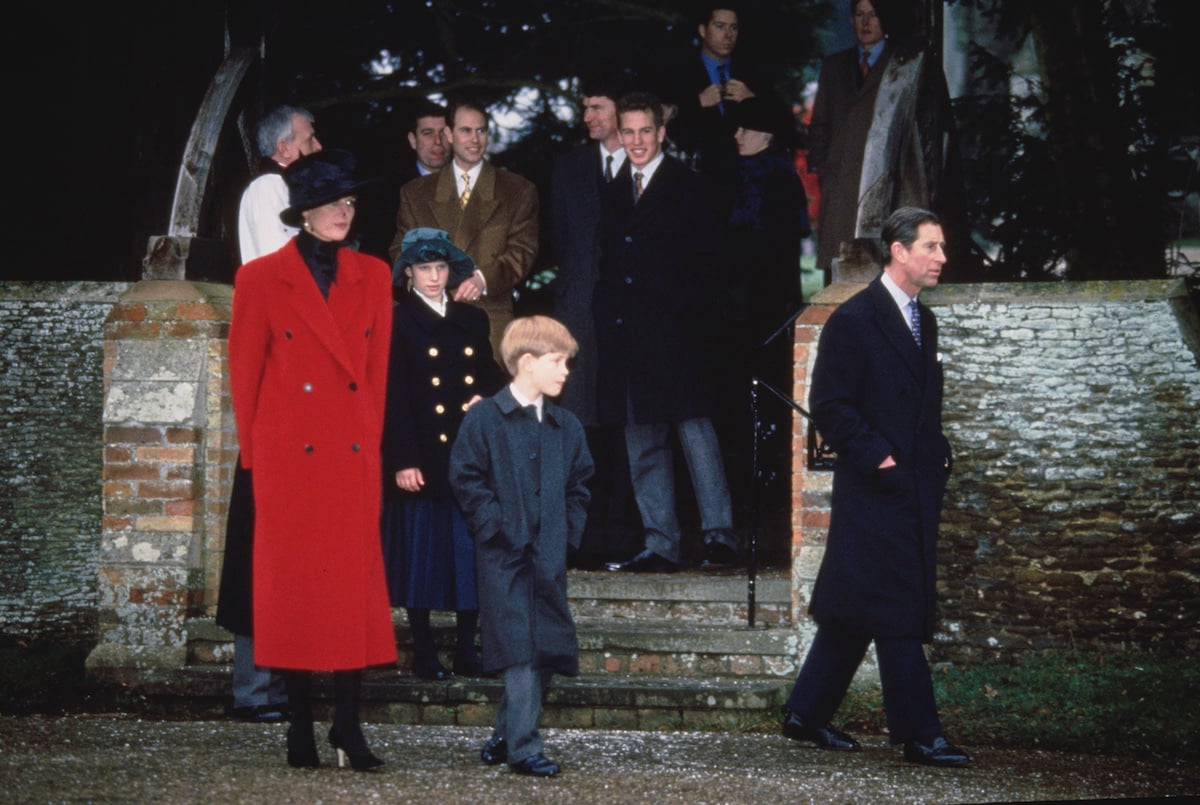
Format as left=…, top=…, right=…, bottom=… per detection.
left=287, top=724, right=320, bottom=768
left=328, top=726, right=384, bottom=771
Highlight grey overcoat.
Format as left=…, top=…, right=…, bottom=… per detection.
left=449, top=387, right=594, bottom=674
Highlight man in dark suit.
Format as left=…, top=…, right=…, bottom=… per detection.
left=549, top=76, right=640, bottom=566
left=390, top=98, right=539, bottom=353
left=781, top=206, right=969, bottom=768
left=664, top=4, right=774, bottom=212
left=597, top=92, right=738, bottom=573
left=358, top=100, right=448, bottom=261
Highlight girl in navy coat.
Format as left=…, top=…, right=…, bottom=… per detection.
left=381, top=228, right=507, bottom=679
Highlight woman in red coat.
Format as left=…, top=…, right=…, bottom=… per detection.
left=229, top=149, right=396, bottom=771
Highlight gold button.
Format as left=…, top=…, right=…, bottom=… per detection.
left=428, top=347, right=439, bottom=357
left=431, top=377, right=441, bottom=386
left=464, top=346, right=474, bottom=356
left=435, top=404, right=445, bottom=414
left=464, top=375, right=475, bottom=385
left=439, top=433, right=448, bottom=443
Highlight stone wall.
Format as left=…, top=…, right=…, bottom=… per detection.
left=793, top=279, right=1200, bottom=664
left=4, top=279, right=1198, bottom=669
left=0, top=282, right=129, bottom=642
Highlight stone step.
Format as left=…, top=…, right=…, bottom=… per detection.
left=138, top=664, right=792, bottom=734
left=566, top=569, right=793, bottom=627
left=574, top=620, right=799, bottom=678
left=188, top=616, right=801, bottom=679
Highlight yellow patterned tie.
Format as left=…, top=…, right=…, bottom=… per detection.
left=460, top=172, right=471, bottom=208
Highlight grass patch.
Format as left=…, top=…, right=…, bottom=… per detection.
left=833, top=651, right=1199, bottom=757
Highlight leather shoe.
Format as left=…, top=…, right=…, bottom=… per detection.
left=781, top=711, right=860, bottom=751
left=480, top=735, right=507, bottom=765
left=510, top=752, right=560, bottom=777
left=904, top=736, right=971, bottom=767
left=605, top=549, right=678, bottom=573
left=700, top=541, right=738, bottom=570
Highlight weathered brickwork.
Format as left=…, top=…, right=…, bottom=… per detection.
left=0, top=282, right=129, bottom=642
left=794, top=280, right=1200, bottom=664
left=88, top=281, right=234, bottom=674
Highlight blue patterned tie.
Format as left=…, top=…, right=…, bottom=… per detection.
left=909, top=299, right=922, bottom=348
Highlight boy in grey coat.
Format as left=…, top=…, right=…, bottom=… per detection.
left=449, top=316, right=594, bottom=777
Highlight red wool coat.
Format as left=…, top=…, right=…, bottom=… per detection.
left=229, top=240, right=397, bottom=671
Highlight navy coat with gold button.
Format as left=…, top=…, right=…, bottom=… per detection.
left=382, top=292, right=507, bottom=499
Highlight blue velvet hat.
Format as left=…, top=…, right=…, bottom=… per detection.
left=393, top=228, right=476, bottom=287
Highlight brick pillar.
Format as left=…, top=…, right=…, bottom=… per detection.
left=790, top=284, right=866, bottom=630
left=87, top=280, right=234, bottom=679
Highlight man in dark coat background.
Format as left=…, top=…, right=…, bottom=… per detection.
left=662, top=4, right=775, bottom=214
left=808, top=0, right=894, bottom=280
left=548, top=73, right=640, bottom=566
left=780, top=206, right=970, bottom=768
left=357, top=99, right=449, bottom=261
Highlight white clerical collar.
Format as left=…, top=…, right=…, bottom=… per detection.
left=509, top=383, right=544, bottom=421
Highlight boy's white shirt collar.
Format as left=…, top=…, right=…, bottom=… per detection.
left=509, top=382, right=544, bottom=421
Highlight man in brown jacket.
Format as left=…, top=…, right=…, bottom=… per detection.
left=390, top=98, right=539, bottom=353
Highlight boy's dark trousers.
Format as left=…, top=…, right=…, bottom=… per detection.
left=495, top=663, right=554, bottom=764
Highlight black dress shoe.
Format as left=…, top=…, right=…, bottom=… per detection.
left=904, top=736, right=970, bottom=767
left=781, top=711, right=861, bottom=751
left=480, top=735, right=507, bottom=765
left=700, top=541, right=739, bottom=570
left=605, top=549, right=678, bottom=573
left=510, top=752, right=560, bottom=777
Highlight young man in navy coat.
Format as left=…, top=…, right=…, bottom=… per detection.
left=781, top=206, right=969, bottom=767
left=595, top=91, right=739, bottom=573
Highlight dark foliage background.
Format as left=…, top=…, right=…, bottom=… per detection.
left=6, top=0, right=1197, bottom=283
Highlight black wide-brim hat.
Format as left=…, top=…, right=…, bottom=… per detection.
left=731, top=96, right=789, bottom=139
left=279, top=149, right=379, bottom=226
left=393, top=227, right=476, bottom=287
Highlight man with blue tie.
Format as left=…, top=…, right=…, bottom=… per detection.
left=665, top=5, right=774, bottom=212
left=596, top=92, right=739, bottom=573
left=781, top=206, right=970, bottom=768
